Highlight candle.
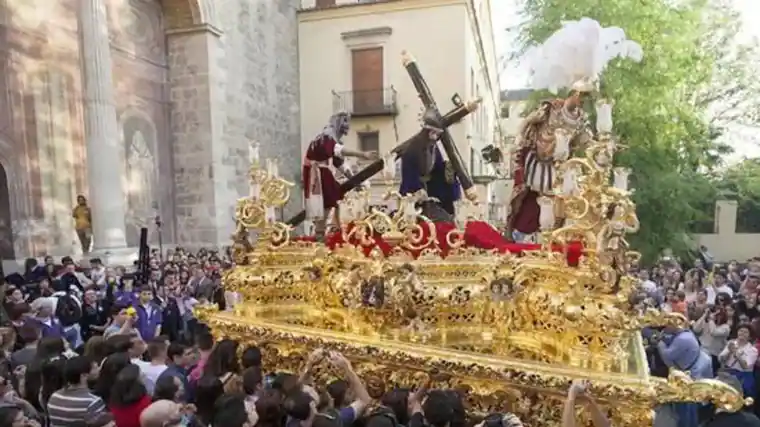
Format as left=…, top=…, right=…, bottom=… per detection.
left=554, top=128, right=571, bottom=161
left=562, top=165, right=580, bottom=196
left=596, top=100, right=614, bottom=134
left=250, top=183, right=260, bottom=199
left=266, top=159, right=276, bottom=176
left=265, top=206, right=276, bottom=223
left=249, top=142, right=260, bottom=164
left=537, top=196, right=555, bottom=231
left=383, top=156, right=396, bottom=180
left=272, top=161, right=279, bottom=178
left=342, top=200, right=356, bottom=223
left=402, top=198, right=416, bottom=223
left=359, top=194, right=369, bottom=216
left=613, top=167, right=631, bottom=190
left=304, top=220, right=314, bottom=235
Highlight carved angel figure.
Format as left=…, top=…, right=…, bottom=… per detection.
left=395, top=263, right=423, bottom=294
left=507, top=90, right=593, bottom=239
left=361, top=276, right=386, bottom=308
left=330, top=264, right=364, bottom=308
left=597, top=203, right=640, bottom=277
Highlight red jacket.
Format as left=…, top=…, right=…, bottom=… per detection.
left=111, top=395, right=152, bottom=427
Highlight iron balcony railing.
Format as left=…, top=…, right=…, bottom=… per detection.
left=332, top=87, right=398, bottom=117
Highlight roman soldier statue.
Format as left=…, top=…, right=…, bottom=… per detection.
left=503, top=18, right=643, bottom=241
left=303, top=112, right=377, bottom=238
left=506, top=83, right=593, bottom=241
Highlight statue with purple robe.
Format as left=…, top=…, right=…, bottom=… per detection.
left=398, top=125, right=461, bottom=222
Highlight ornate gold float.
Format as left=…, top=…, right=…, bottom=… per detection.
left=197, top=62, right=748, bottom=427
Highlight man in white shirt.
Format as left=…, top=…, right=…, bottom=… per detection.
left=713, top=272, right=734, bottom=298
left=638, top=270, right=657, bottom=293
left=140, top=338, right=170, bottom=395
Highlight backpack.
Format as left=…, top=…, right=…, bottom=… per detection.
left=316, top=408, right=343, bottom=427
left=55, top=293, right=82, bottom=327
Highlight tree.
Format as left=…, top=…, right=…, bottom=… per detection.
left=713, top=158, right=760, bottom=233
left=510, top=0, right=760, bottom=262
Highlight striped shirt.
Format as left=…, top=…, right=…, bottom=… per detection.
left=46, top=386, right=111, bottom=427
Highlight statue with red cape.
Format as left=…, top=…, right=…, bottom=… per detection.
left=303, top=112, right=377, bottom=240
left=506, top=82, right=594, bottom=242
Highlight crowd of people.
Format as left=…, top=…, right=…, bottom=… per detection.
left=633, top=251, right=760, bottom=427
left=0, top=246, right=758, bottom=427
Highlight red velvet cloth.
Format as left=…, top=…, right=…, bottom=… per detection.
left=294, top=221, right=582, bottom=265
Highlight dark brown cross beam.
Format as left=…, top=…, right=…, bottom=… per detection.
left=401, top=51, right=478, bottom=202
left=286, top=53, right=481, bottom=227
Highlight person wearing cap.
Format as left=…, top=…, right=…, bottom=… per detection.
left=655, top=324, right=713, bottom=427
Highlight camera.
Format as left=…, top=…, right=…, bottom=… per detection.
left=481, top=145, right=503, bottom=164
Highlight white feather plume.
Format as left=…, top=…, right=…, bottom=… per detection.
left=526, top=18, right=644, bottom=93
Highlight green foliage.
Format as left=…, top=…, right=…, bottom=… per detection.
left=511, top=0, right=760, bottom=262
left=715, top=159, right=760, bottom=232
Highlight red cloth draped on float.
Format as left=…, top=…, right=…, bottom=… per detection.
left=296, top=220, right=582, bottom=266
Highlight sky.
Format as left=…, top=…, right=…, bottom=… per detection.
left=490, top=0, right=760, bottom=160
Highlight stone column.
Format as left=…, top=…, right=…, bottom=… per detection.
left=79, top=0, right=128, bottom=250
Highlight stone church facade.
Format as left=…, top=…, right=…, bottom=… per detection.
left=0, top=0, right=301, bottom=259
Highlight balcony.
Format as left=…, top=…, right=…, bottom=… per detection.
left=332, top=87, right=398, bottom=117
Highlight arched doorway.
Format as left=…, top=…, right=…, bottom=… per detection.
left=0, top=163, right=15, bottom=260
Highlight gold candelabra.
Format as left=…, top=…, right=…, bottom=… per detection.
left=231, top=142, right=295, bottom=262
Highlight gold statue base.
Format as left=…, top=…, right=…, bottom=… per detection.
left=199, top=303, right=660, bottom=427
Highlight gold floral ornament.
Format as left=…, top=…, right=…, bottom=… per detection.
left=204, top=49, right=739, bottom=427
left=445, top=197, right=481, bottom=248
left=341, top=189, right=436, bottom=251
left=654, top=370, right=753, bottom=412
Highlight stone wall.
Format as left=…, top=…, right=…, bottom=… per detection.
left=0, top=0, right=303, bottom=258
left=167, top=29, right=221, bottom=247
left=167, top=0, right=302, bottom=248
left=215, top=0, right=302, bottom=222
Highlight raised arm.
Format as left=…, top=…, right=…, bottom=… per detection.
left=657, top=334, right=688, bottom=367
left=563, top=380, right=610, bottom=427
left=329, top=352, right=371, bottom=418
left=297, top=348, right=324, bottom=386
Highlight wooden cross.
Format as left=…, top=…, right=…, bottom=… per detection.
left=286, top=51, right=481, bottom=227
left=400, top=51, right=479, bottom=202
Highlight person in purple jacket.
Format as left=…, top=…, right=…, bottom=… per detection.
left=27, top=297, right=65, bottom=339
left=114, top=276, right=138, bottom=306
left=134, top=285, right=163, bottom=340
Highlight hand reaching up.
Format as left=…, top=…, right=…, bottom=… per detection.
left=328, top=351, right=352, bottom=372
left=568, top=379, right=589, bottom=399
